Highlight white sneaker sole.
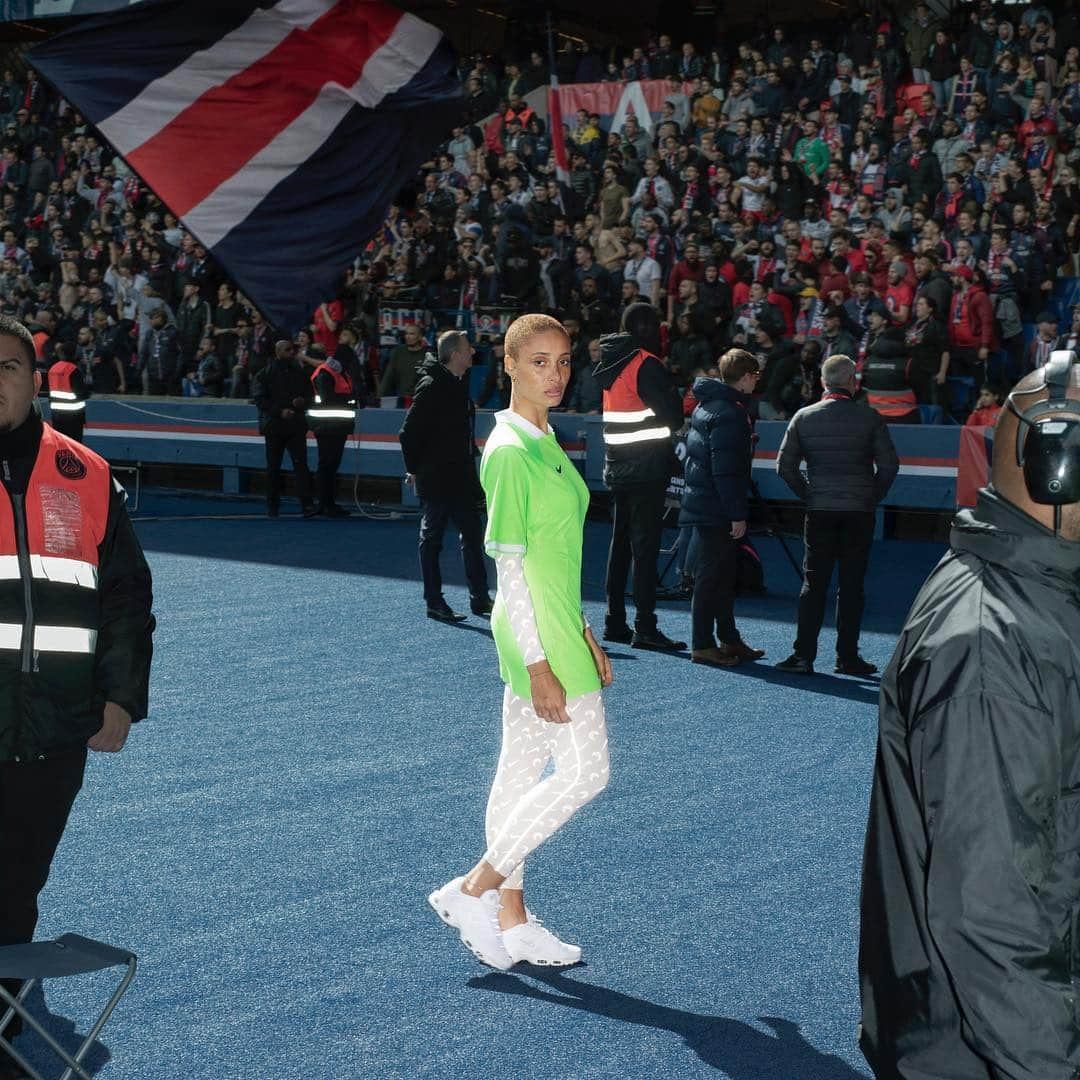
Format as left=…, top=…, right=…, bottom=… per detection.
left=427, top=887, right=514, bottom=971
left=505, top=950, right=581, bottom=967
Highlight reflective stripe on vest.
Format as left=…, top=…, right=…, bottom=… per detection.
left=0, top=624, right=97, bottom=654
left=0, top=554, right=98, bottom=589
left=50, top=400, right=87, bottom=412
left=310, top=362, right=356, bottom=421
left=866, top=388, right=918, bottom=417
left=601, top=351, right=671, bottom=447
left=0, top=426, right=110, bottom=675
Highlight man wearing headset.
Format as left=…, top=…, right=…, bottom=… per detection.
left=859, top=351, right=1080, bottom=1079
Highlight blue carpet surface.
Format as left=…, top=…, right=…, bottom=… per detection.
left=19, top=492, right=947, bottom=1079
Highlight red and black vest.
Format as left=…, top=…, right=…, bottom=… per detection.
left=308, top=363, right=356, bottom=429
left=0, top=425, right=111, bottom=758
left=47, top=360, right=86, bottom=414
left=861, top=353, right=917, bottom=418
left=601, top=351, right=672, bottom=451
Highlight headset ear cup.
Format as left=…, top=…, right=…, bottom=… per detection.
left=1021, top=420, right=1080, bottom=505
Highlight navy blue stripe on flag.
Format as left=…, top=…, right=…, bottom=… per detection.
left=208, top=40, right=462, bottom=333
left=28, top=0, right=272, bottom=125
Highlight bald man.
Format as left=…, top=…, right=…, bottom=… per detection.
left=858, top=358, right=1080, bottom=1079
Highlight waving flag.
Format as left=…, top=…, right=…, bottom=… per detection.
left=29, top=0, right=462, bottom=331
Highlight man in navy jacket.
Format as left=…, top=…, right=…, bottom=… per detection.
left=679, top=348, right=766, bottom=668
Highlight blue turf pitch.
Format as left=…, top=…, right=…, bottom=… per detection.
left=20, top=492, right=946, bottom=1079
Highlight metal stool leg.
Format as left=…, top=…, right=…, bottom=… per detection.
left=60, top=957, right=136, bottom=1080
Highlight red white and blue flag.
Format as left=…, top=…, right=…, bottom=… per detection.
left=29, top=0, right=462, bottom=331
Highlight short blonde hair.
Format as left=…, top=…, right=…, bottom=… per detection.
left=504, top=313, right=569, bottom=361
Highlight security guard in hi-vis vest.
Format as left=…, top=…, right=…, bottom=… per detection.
left=307, top=343, right=358, bottom=518
left=46, top=341, right=91, bottom=443
left=0, top=314, right=154, bottom=1046
left=592, top=303, right=687, bottom=652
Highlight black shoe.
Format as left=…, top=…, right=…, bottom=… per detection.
left=301, top=501, right=318, bottom=519
left=602, top=623, right=634, bottom=644
left=470, top=595, right=494, bottom=617
left=266, top=504, right=279, bottom=519
left=427, top=603, right=467, bottom=624
left=320, top=503, right=352, bottom=518
left=631, top=628, right=687, bottom=652
left=776, top=653, right=814, bottom=674
left=835, top=656, right=878, bottom=676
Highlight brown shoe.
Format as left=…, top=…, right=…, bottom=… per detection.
left=720, top=641, right=765, bottom=662
left=691, top=647, right=741, bottom=668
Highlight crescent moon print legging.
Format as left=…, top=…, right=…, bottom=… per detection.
left=482, top=555, right=610, bottom=890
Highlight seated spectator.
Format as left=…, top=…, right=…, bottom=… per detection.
left=964, top=384, right=1004, bottom=427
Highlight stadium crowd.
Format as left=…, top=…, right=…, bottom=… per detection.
left=1, top=3, right=1079, bottom=424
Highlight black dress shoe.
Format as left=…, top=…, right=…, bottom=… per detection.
left=775, top=653, right=814, bottom=674
left=301, top=502, right=318, bottom=519
left=602, top=624, right=634, bottom=644
left=835, top=656, right=878, bottom=676
left=266, top=505, right=279, bottom=519
left=427, top=604, right=467, bottom=623
left=470, top=595, right=494, bottom=616
left=631, top=628, right=687, bottom=652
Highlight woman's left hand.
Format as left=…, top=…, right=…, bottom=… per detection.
left=584, top=627, right=613, bottom=688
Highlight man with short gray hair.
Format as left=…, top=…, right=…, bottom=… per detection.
left=774, top=354, right=899, bottom=675
left=399, top=330, right=492, bottom=622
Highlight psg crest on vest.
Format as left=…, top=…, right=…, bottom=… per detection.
left=55, top=447, right=86, bottom=480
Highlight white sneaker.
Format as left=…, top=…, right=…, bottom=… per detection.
left=427, top=877, right=514, bottom=971
left=502, top=912, right=582, bottom=967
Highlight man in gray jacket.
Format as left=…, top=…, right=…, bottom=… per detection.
left=774, top=354, right=898, bottom=674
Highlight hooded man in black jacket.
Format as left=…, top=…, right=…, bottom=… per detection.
left=859, top=355, right=1080, bottom=1079
left=398, top=330, right=491, bottom=623
left=593, top=303, right=686, bottom=651
left=0, top=314, right=153, bottom=1056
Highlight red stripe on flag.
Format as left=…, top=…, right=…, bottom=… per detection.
left=548, top=82, right=569, bottom=183
left=126, top=0, right=403, bottom=220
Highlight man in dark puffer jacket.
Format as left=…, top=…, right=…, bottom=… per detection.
left=775, top=354, right=898, bottom=675
left=679, top=348, right=766, bottom=668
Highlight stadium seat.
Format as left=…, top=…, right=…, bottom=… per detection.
left=946, top=376, right=976, bottom=420
left=895, top=83, right=932, bottom=115
left=0, top=934, right=136, bottom=1080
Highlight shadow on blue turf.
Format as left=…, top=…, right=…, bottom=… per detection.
left=469, top=968, right=864, bottom=1078
left=719, top=663, right=881, bottom=705
left=7, top=984, right=111, bottom=1076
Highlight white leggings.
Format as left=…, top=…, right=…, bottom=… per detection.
left=482, top=686, right=610, bottom=890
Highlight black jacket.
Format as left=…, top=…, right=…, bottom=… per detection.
left=0, top=412, right=154, bottom=762
left=776, top=391, right=898, bottom=511
left=679, top=378, right=753, bottom=527
left=593, top=332, right=684, bottom=490
left=860, top=489, right=1080, bottom=1080
left=251, top=357, right=313, bottom=437
left=398, top=358, right=482, bottom=504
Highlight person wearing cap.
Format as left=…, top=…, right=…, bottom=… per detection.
left=860, top=356, right=1080, bottom=1080
left=1025, top=310, right=1060, bottom=374
left=945, top=263, right=994, bottom=383
left=821, top=305, right=858, bottom=362
left=862, top=307, right=920, bottom=423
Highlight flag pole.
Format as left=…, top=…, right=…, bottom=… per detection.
left=546, top=9, right=570, bottom=190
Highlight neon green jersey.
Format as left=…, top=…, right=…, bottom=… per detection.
left=480, top=410, right=600, bottom=700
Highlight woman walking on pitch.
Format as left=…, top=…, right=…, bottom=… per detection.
left=429, top=313, right=613, bottom=970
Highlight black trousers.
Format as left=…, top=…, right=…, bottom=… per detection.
left=690, top=525, right=739, bottom=650
left=0, top=747, right=87, bottom=1037
left=314, top=427, right=350, bottom=509
left=418, top=499, right=489, bottom=608
left=605, top=483, right=666, bottom=633
left=794, top=510, right=876, bottom=663
left=264, top=429, right=312, bottom=509
left=49, top=414, right=85, bottom=444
